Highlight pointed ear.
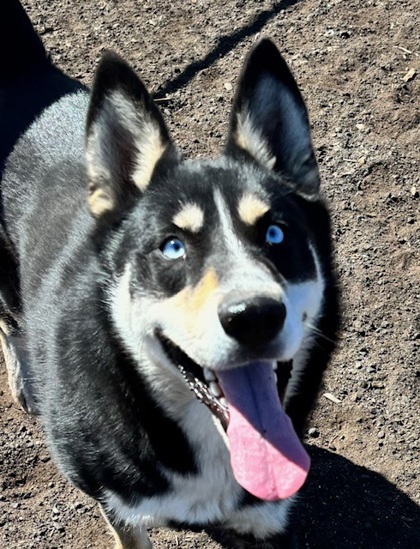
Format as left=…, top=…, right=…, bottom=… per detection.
left=85, top=52, right=177, bottom=218
left=226, top=39, right=319, bottom=197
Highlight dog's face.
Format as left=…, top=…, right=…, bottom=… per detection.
left=85, top=40, right=324, bottom=502
left=110, top=160, right=323, bottom=370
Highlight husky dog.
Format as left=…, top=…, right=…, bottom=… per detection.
left=0, top=1, right=339, bottom=547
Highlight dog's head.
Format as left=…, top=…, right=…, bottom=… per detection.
left=85, top=40, right=325, bottom=502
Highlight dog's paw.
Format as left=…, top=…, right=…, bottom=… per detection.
left=7, top=369, right=37, bottom=415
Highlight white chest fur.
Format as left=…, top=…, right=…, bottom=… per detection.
left=104, top=398, right=293, bottom=538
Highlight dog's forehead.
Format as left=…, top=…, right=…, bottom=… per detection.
left=148, top=157, right=281, bottom=228
left=178, top=157, right=270, bottom=195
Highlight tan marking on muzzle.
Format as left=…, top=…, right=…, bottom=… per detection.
left=173, top=268, right=219, bottom=313
left=188, top=267, right=219, bottom=312
left=165, top=268, right=220, bottom=339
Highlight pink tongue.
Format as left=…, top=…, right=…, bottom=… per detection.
left=216, top=362, right=310, bottom=501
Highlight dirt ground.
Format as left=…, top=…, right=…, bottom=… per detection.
left=1, top=0, right=419, bottom=547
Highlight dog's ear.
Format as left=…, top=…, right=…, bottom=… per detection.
left=226, top=39, right=319, bottom=198
left=85, top=52, right=176, bottom=219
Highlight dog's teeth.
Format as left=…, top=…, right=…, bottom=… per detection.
left=220, top=397, right=228, bottom=408
left=272, top=363, right=278, bottom=371
left=210, top=382, right=222, bottom=398
left=274, top=372, right=278, bottom=383
left=203, top=368, right=216, bottom=382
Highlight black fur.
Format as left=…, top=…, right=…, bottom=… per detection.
left=0, top=1, right=339, bottom=546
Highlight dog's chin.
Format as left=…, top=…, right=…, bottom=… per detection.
left=154, top=330, right=293, bottom=431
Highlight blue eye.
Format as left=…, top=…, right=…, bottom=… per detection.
left=266, top=224, right=284, bottom=245
left=161, top=238, right=186, bottom=260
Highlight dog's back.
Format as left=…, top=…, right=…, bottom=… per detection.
left=0, top=0, right=89, bottom=412
left=0, top=0, right=85, bottom=172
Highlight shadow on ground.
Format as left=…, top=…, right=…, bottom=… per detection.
left=204, top=447, right=419, bottom=548
left=298, top=447, right=418, bottom=548
left=155, top=0, right=300, bottom=99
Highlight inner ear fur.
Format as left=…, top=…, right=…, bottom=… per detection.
left=226, top=39, right=320, bottom=198
left=85, top=51, right=176, bottom=219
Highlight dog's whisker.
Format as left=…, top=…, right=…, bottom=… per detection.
left=304, top=322, right=337, bottom=345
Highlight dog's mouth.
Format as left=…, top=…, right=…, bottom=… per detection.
left=157, top=331, right=229, bottom=430
left=156, top=331, right=310, bottom=502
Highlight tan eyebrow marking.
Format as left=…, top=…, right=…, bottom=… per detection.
left=238, top=194, right=270, bottom=226
left=173, top=203, right=205, bottom=233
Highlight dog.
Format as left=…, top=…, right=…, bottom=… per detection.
left=0, top=1, right=339, bottom=547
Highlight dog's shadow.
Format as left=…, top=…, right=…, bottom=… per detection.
left=207, top=446, right=419, bottom=548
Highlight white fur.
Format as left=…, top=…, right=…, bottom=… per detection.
left=104, top=482, right=293, bottom=538
left=280, top=246, right=325, bottom=362
left=285, top=247, right=325, bottom=402
left=213, top=189, right=282, bottom=300
left=106, top=193, right=325, bottom=540
left=108, top=272, right=293, bottom=534
left=109, top=201, right=325, bottom=400
left=108, top=266, right=295, bottom=538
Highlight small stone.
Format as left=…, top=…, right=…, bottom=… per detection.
left=402, top=68, right=416, bottom=83
left=358, top=157, right=366, bottom=165
left=410, top=186, right=418, bottom=198
left=308, top=427, right=320, bottom=438
left=224, top=82, right=233, bottom=92
left=356, top=123, right=366, bottom=131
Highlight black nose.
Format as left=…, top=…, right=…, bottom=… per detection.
left=218, top=296, right=286, bottom=346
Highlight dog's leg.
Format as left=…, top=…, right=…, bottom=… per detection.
left=0, top=318, right=35, bottom=414
left=111, top=525, right=152, bottom=549
left=100, top=506, right=153, bottom=549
